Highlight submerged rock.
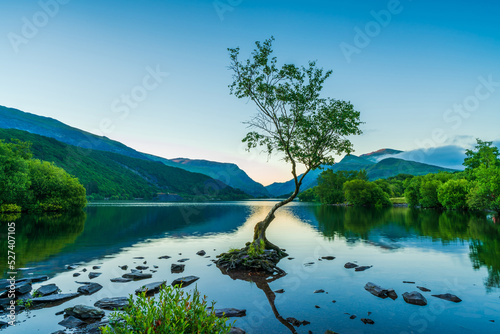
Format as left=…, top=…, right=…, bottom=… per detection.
left=119, top=265, right=128, bottom=270
left=431, top=293, right=462, bottom=303
left=344, top=262, right=358, bottom=269
left=94, top=297, right=129, bottom=310
left=403, top=291, right=427, bottom=306
left=417, top=286, right=431, bottom=292
left=65, top=304, right=105, bottom=320
left=228, top=328, right=246, bottom=334
left=197, top=250, right=206, bottom=256
left=171, top=264, right=185, bottom=273
left=274, top=289, right=285, bottom=293
left=158, top=255, right=171, bottom=259
left=364, top=282, right=389, bottom=298
left=214, top=308, right=246, bottom=317
left=321, top=256, right=336, bottom=260
left=136, top=265, right=149, bottom=270
left=171, top=276, right=199, bottom=288
left=355, top=265, right=372, bottom=272
left=35, top=284, right=59, bottom=297
left=314, top=289, right=325, bottom=293
left=135, top=281, right=166, bottom=295
left=77, top=282, right=103, bottom=295
left=58, top=316, right=85, bottom=328
left=177, top=258, right=190, bottom=263
left=122, top=272, right=152, bottom=280
left=286, top=317, right=310, bottom=327
left=110, top=277, right=132, bottom=283
left=361, top=318, right=375, bottom=324
left=88, top=272, right=101, bottom=279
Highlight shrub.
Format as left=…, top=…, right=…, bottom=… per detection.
left=343, top=179, right=392, bottom=208
left=0, top=204, right=22, bottom=213
left=102, top=285, right=233, bottom=334
left=438, top=179, right=469, bottom=210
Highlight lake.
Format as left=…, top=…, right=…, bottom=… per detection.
left=1, top=201, right=499, bottom=333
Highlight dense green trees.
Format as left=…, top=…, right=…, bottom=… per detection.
left=315, top=170, right=366, bottom=204
left=343, top=179, right=392, bottom=208
left=0, top=140, right=86, bottom=212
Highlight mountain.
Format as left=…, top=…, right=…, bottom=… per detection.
left=0, top=128, right=247, bottom=201
left=265, top=154, right=457, bottom=197
left=0, top=105, right=150, bottom=161
left=145, top=155, right=270, bottom=197
left=360, top=148, right=403, bottom=162
left=0, top=105, right=266, bottom=197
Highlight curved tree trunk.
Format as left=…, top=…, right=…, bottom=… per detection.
left=251, top=168, right=311, bottom=253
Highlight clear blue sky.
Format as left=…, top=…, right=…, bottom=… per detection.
left=1, top=0, right=499, bottom=185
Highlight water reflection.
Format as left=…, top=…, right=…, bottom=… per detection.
left=220, top=269, right=297, bottom=334
left=0, top=211, right=86, bottom=274
left=312, top=206, right=500, bottom=290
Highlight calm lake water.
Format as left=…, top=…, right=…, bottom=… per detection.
left=1, top=201, right=500, bottom=333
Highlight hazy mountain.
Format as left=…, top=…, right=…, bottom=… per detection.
left=265, top=154, right=457, bottom=197
left=145, top=155, right=270, bottom=197
left=0, top=128, right=248, bottom=201
left=0, top=105, right=266, bottom=197
left=360, top=148, right=403, bottom=162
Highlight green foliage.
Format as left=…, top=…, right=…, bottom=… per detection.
left=315, top=169, right=367, bottom=204
left=102, top=285, right=233, bottom=334
left=0, top=140, right=31, bottom=205
left=438, top=179, right=470, bottom=210
left=0, top=129, right=247, bottom=201
left=343, top=179, right=392, bottom=208
left=467, top=165, right=500, bottom=213
left=298, top=187, right=319, bottom=202
left=229, top=37, right=362, bottom=198
left=463, top=139, right=500, bottom=179
left=0, top=139, right=87, bottom=212
left=404, top=176, right=422, bottom=207
left=419, top=179, right=442, bottom=208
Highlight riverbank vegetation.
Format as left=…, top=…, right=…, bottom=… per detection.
left=0, top=139, right=86, bottom=212
left=300, top=139, right=500, bottom=214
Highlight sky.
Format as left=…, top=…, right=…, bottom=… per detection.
left=0, top=0, right=499, bottom=185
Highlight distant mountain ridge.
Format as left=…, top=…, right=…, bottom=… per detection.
left=0, top=105, right=267, bottom=197
left=266, top=153, right=457, bottom=197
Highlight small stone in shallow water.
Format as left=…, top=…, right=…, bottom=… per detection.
left=304, top=262, right=315, bottom=266
left=158, top=255, right=171, bottom=259
left=77, top=282, right=103, bottom=295
left=94, top=297, right=129, bottom=310
left=171, top=264, right=185, bottom=273
left=321, top=256, right=336, bottom=260
left=171, top=276, right=199, bottom=288
left=58, top=316, right=85, bottom=328
left=110, top=277, right=132, bottom=283
left=350, top=315, right=357, bottom=319
left=214, top=308, right=246, bottom=318
left=274, top=289, right=284, bottom=293
left=35, top=284, right=58, bottom=297
left=177, top=258, right=190, bottom=263
left=403, top=291, right=427, bottom=306
left=133, top=257, right=144, bottom=259
left=196, top=250, right=206, bottom=256
left=361, top=318, right=375, bottom=325
left=355, top=265, right=372, bottom=272
left=431, top=293, right=462, bottom=303
left=288, top=257, right=295, bottom=260
left=344, top=262, right=358, bottom=269
left=119, top=265, right=128, bottom=270
left=417, top=286, right=431, bottom=292
left=92, top=266, right=101, bottom=270
left=315, top=305, right=320, bottom=309
left=73, top=273, right=80, bottom=277
left=88, top=272, right=101, bottom=279
left=136, top=266, right=149, bottom=270
left=403, top=281, right=415, bottom=284
left=314, top=289, right=325, bottom=293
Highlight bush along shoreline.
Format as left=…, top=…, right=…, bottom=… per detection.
left=0, top=139, right=86, bottom=213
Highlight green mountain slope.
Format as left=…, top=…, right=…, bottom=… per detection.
left=0, top=105, right=266, bottom=197
left=360, top=148, right=403, bottom=162
left=0, top=129, right=247, bottom=201
left=146, top=155, right=270, bottom=197
left=265, top=155, right=457, bottom=197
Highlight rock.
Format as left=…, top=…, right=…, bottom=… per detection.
left=177, top=258, right=190, bottom=263
left=15, top=282, right=32, bottom=295
left=431, top=293, right=462, bottom=303
left=82, top=268, right=87, bottom=272
left=274, top=289, right=285, bottom=293
left=51, top=330, right=65, bottom=334
left=196, top=250, right=206, bottom=256
left=417, top=286, right=431, bottom=292
left=136, top=266, right=149, bottom=270
left=314, top=289, right=325, bottom=293
left=350, top=315, right=357, bottom=319
left=288, top=257, right=295, bottom=260
left=92, top=266, right=101, bottom=270
left=361, top=318, right=375, bottom=324
left=94, top=297, right=129, bottom=310
left=331, top=300, right=336, bottom=303
left=403, top=291, right=427, bottom=306
left=387, top=289, right=398, bottom=300
left=65, top=304, right=105, bottom=319
left=214, top=308, right=246, bottom=317
left=35, top=284, right=58, bottom=297
left=344, top=262, right=358, bottom=269
left=130, top=269, right=141, bottom=273
left=325, top=331, right=338, bottom=334
left=204, top=255, right=211, bottom=258
left=133, top=257, right=144, bottom=259
left=171, top=276, right=199, bottom=288
left=355, top=265, right=372, bottom=272
left=110, top=277, right=132, bottom=283
left=321, top=256, right=335, bottom=260
left=315, top=305, right=321, bottom=308
left=88, top=272, right=101, bottom=279
left=0, top=320, right=8, bottom=328
left=122, top=272, right=152, bottom=280
left=58, top=315, right=85, bottom=328
left=403, top=281, right=415, bottom=284
left=135, top=281, right=166, bottom=295
left=228, top=327, right=246, bottom=334
left=73, top=273, right=81, bottom=277
left=18, top=275, right=48, bottom=283
left=119, top=265, right=128, bottom=270
left=65, top=264, right=79, bottom=270
left=304, top=262, right=315, bottom=266
left=171, top=263, right=185, bottom=273
left=55, top=310, right=64, bottom=315
left=143, top=261, right=147, bottom=264
left=158, top=255, right=171, bottom=259
left=153, top=265, right=158, bottom=268
left=77, top=282, right=103, bottom=295
left=363, top=282, right=386, bottom=298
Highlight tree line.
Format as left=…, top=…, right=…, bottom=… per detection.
left=300, top=139, right=500, bottom=214
left=0, top=139, right=86, bottom=213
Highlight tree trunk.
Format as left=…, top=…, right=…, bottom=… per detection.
left=250, top=169, right=310, bottom=253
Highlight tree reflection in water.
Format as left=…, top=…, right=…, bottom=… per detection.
left=218, top=268, right=298, bottom=334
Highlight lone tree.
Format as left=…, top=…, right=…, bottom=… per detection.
left=217, top=37, right=362, bottom=272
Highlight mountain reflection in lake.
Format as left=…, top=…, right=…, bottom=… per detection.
left=1, top=201, right=499, bottom=333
